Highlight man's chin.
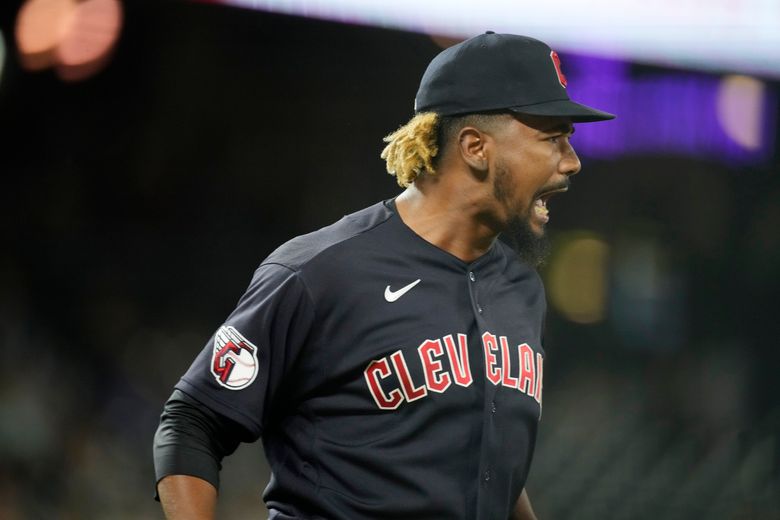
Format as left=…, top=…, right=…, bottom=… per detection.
left=529, top=221, right=547, bottom=239
left=502, top=217, right=550, bottom=268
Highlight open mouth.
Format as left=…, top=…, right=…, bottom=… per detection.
left=533, top=186, right=569, bottom=224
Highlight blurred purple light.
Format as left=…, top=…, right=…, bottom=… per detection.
left=565, top=55, right=776, bottom=164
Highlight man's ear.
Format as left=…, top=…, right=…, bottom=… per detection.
left=457, top=127, right=489, bottom=175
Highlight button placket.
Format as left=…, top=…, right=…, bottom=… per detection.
left=469, top=270, right=484, bottom=316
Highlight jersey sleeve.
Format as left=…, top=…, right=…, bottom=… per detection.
left=175, top=262, right=315, bottom=438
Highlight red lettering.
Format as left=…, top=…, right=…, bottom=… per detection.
left=364, top=358, right=403, bottom=410
left=444, top=333, right=472, bottom=387
left=500, top=336, right=518, bottom=388
left=482, top=332, right=501, bottom=385
left=534, top=352, right=544, bottom=405
left=517, top=343, right=536, bottom=395
left=365, top=334, right=543, bottom=411
left=212, top=341, right=241, bottom=383
left=391, top=350, right=427, bottom=402
left=419, top=339, right=451, bottom=393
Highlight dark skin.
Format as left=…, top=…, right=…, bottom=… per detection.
left=158, top=475, right=216, bottom=520
left=396, top=112, right=581, bottom=519
left=158, top=113, right=580, bottom=520
left=395, top=112, right=580, bottom=264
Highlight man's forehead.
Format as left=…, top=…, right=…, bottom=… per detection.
left=512, top=113, right=574, bottom=133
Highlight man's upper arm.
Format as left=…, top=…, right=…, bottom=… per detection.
left=153, top=389, right=252, bottom=492
left=154, top=262, right=316, bottom=491
left=174, top=263, right=315, bottom=436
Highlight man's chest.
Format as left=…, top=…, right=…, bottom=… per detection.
left=296, top=259, right=546, bottom=415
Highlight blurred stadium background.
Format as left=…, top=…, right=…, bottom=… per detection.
left=0, top=0, right=779, bottom=518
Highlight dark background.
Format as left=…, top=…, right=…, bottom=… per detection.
left=0, top=1, right=778, bottom=518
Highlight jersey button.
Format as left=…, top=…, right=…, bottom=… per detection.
left=469, top=271, right=476, bottom=282
left=477, top=304, right=483, bottom=314
left=491, top=401, right=497, bottom=413
left=484, top=470, right=491, bottom=482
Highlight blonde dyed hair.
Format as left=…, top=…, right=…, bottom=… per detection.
left=381, top=111, right=506, bottom=187
left=380, top=112, right=440, bottom=187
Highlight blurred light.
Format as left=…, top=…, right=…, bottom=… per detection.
left=15, top=0, right=122, bottom=81
left=716, top=75, right=766, bottom=151
left=0, top=31, right=6, bottom=84
left=215, top=1, right=779, bottom=165
left=564, top=56, right=776, bottom=165
left=611, top=235, right=686, bottom=351
left=547, top=233, right=610, bottom=324
left=429, top=34, right=464, bottom=49
left=15, top=0, right=75, bottom=71
left=56, top=0, right=123, bottom=81
left=221, top=0, right=780, bottom=78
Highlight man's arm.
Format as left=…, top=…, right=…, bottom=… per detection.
left=154, top=390, right=251, bottom=519
left=511, top=488, right=538, bottom=520
left=158, top=475, right=217, bottom=520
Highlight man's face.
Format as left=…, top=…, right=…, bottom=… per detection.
left=487, top=113, right=581, bottom=264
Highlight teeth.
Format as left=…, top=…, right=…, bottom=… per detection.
left=534, top=199, right=549, bottom=216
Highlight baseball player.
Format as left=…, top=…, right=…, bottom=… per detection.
left=154, top=32, right=614, bottom=519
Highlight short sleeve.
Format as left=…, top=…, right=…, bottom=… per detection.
left=175, top=263, right=315, bottom=438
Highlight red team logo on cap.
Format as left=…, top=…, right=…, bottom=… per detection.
left=550, top=51, right=567, bottom=88
left=211, top=325, right=259, bottom=390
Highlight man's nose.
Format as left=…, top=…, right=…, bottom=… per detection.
left=560, top=142, right=581, bottom=177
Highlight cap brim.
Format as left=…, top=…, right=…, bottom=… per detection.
left=509, top=99, right=615, bottom=122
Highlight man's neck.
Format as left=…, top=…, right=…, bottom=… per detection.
left=394, top=183, right=499, bottom=264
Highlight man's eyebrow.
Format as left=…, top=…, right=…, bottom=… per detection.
left=541, top=123, right=575, bottom=135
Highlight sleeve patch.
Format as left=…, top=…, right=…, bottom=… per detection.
left=211, top=326, right=259, bottom=390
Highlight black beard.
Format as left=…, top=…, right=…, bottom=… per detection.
left=501, top=215, right=550, bottom=268
left=492, top=161, right=551, bottom=268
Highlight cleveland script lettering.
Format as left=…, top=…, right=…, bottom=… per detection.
left=364, top=332, right=543, bottom=410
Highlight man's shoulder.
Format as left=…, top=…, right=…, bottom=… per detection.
left=262, top=200, right=394, bottom=271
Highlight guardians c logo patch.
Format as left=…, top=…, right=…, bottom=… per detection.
left=211, top=325, right=259, bottom=390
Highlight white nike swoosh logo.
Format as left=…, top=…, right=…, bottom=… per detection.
left=384, top=279, right=421, bottom=302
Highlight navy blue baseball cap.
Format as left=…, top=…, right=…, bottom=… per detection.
left=415, top=32, right=615, bottom=123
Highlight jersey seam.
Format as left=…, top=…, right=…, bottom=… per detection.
left=248, top=262, right=320, bottom=335
left=260, top=205, right=395, bottom=274
left=290, top=268, right=324, bottom=499
left=260, top=261, right=323, bottom=496
left=258, top=262, right=298, bottom=274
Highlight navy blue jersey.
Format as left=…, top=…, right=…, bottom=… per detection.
left=177, top=199, right=546, bottom=519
